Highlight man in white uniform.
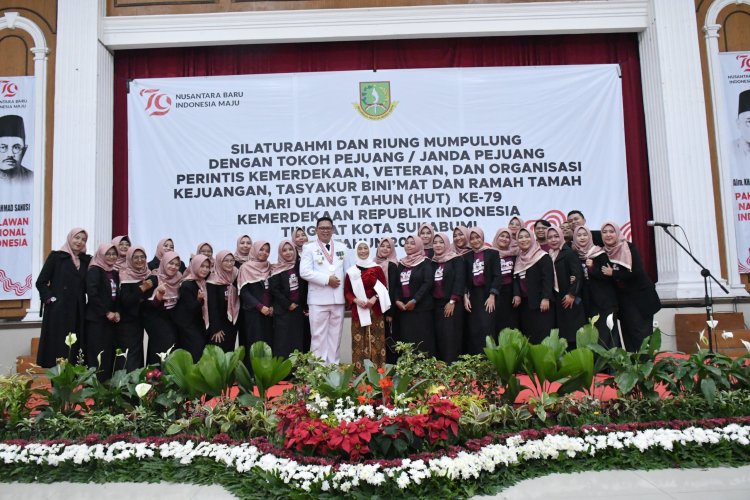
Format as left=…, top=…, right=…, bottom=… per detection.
left=300, top=216, right=350, bottom=364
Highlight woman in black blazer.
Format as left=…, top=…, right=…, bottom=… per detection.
left=431, top=232, right=466, bottom=363
left=572, top=226, right=620, bottom=348
left=85, top=243, right=121, bottom=380
left=464, top=227, right=502, bottom=355
left=375, top=237, right=400, bottom=364
left=600, top=222, right=661, bottom=352
left=118, top=245, right=155, bottom=371
left=547, top=226, right=586, bottom=348
left=206, top=250, right=240, bottom=353
left=36, top=228, right=91, bottom=367
left=396, top=235, right=435, bottom=357
left=269, top=240, right=307, bottom=359
left=85, top=243, right=121, bottom=377
left=492, top=228, right=520, bottom=334
left=173, top=254, right=211, bottom=362
left=512, top=228, right=555, bottom=344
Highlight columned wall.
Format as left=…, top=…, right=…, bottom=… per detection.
left=50, top=0, right=727, bottom=300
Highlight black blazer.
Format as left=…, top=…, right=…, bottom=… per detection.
left=206, top=282, right=238, bottom=335
left=268, top=266, right=308, bottom=316
left=37, top=251, right=91, bottom=311
left=240, top=280, right=267, bottom=311
left=431, top=255, right=466, bottom=301
left=173, top=280, right=206, bottom=332
left=610, top=242, right=661, bottom=315
left=396, top=259, right=434, bottom=311
left=552, top=247, right=583, bottom=299
left=514, top=254, right=554, bottom=309
left=119, top=275, right=158, bottom=323
left=384, top=261, right=399, bottom=318
left=583, top=252, right=619, bottom=312
left=465, top=249, right=503, bottom=296
left=85, top=266, right=120, bottom=321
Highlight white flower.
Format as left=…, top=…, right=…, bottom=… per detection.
left=135, top=383, right=152, bottom=398
left=721, top=331, right=733, bottom=340
left=706, top=319, right=718, bottom=329
left=742, top=339, right=750, bottom=353
left=698, top=329, right=708, bottom=346
left=157, top=345, right=175, bottom=363
left=64, top=332, right=77, bottom=347
left=606, top=313, right=614, bottom=332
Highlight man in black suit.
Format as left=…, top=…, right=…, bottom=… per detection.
left=567, top=210, right=604, bottom=246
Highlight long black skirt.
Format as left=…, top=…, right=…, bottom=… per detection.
left=466, top=288, right=497, bottom=355
left=240, top=309, right=273, bottom=352
left=273, top=309, right=305, bottom=359
left=495, top=284, right=519, bottom=334
left=433, top=298, right=463, bottom=363
left=114, top=321, right=145, bottom=372
left=86, top=319, right=115, bottom=381
left=178, top=322, right=207, bottom=363
left=618, top=296, right=653, bottom=352
left=519, top=299, right=555, bottom=344
left=398, top=309, right=435, bottom=357
left=553, top=294, right=587, bottom=349
left=143, top=308, right=178, bottom=365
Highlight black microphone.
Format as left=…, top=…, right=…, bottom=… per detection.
left=647, top=220, right=679, bottom=228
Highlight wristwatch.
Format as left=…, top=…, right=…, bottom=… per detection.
left=449, top=299, right=455, bottom=305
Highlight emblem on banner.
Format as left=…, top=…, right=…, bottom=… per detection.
left=0, top=80, right=18, bottom=98
left=738, top=54, right=750, bottom=73
left=140, top=88, right=173, bottom=117
left=354, top=81, right=397, bottom=120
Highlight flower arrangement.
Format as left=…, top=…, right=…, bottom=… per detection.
left=2, top=417, right=749, bottom=496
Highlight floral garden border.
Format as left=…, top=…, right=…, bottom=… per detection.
left=2, top=416, right=750, bottom=498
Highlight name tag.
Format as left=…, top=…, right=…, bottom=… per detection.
left=501, top=259, right=514, bottom=276
left=263, top=279, right=269, bottom=290
left=472, top=259, right=485, bottom=277
left=289, top=273, right=299, bottom=292
left=434, top=265, right=444, bottom=282
left=400, top=269, right=412, bottom=285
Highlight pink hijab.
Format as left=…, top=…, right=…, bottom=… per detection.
left=546, top=226, right=563, bottom=262
left=59, top=227, right=88, bottom=269
left=207, top=250, right=239, bottom=324
left=432, top=232, right=458, bottom=264
left=374, top=237, right=398, bottom=285
left=89, top=243, right=117, bottom=273
left=451, top=225, right=472, bottom=255
left=153, top=238, right=173, bottom=262
left=418, top=223, right=435, bottom=252
left=492, top=228, right=519, bottom=258
left=572, top=226, right=605, bottom=261
left=181, top=254, right=210, bottom=328
left=513, top=228, right=547, bottom=275
left=601, top=222, right=632, bottom=270
left=111, top=235, right=130, bottom=271
left=119, top=246, right=150, bottom=283
left=234, top=235, right=252, bottom=264
left=238, top=240, right=272, bottom=289
left=399, top=235, right=426, bottom=268
left=271, top=240, right=297, bottom=277
left=469, top=227, right=489, bottom=254
left=150, top=251, right=183, bottom=301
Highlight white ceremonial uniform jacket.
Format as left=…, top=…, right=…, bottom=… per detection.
left=299, top=239, right=351, bottom=305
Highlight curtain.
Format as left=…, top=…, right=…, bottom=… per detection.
left=113, top=34, right=655, bottom=279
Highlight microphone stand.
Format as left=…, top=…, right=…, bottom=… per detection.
left=657, top=225, right=729, bottom=352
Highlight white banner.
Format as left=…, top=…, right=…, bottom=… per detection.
left=0, top=76, right=34, bottom=299
left=720, top=52, right=750, bottom=273
left=128, top=65, right=630, bottom=259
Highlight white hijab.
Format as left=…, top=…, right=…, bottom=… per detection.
left=346, top=241, right=390, bottom=326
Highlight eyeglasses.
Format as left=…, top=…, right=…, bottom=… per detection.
left=317, top=226, right=333, bottom=231
left=105, top=251, right=118, bottom=257
left=132, top=254, right=147, bottom=261
left=0, top=144, right=23, bottom=154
